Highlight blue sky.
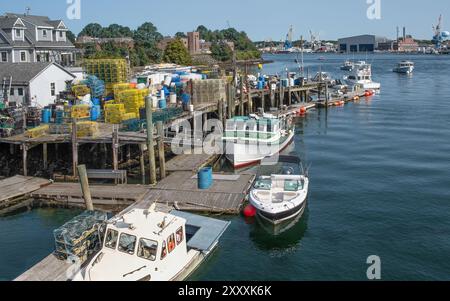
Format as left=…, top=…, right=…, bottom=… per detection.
left=2, top=0, right=449, bottom=40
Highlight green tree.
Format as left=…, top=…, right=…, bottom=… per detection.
left=134, top=22, right=163, bottom=46
left=163, top=38, right=192, bottom=66
left=211, top=42, right=233, bottom=62
left=175, top=32, right=187, bottom=38
left=67, top=30, right=76, bottom=43
left=78, top=23, right=103, bottom=37
left=102, top=24, right=133, bottom=38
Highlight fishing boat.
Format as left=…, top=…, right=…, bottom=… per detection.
left=223, top=113, right=295, bottom=169
left=249, top=156, right=309, bottom=224
left=344, top=61, right=381, bottom=90
left=393, top=61, right=414, bottom=74
left=340, top=60, right=354, bottom=71
left=73, top=205, right=229, bottom=281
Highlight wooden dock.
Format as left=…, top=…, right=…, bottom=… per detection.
left=166, top=152, right=219, bottom=172
left=31, top=182, right=151, bottom=208
left=135, top=171, right=255, bottom=214
left=0, top=176, right=51, bottom=215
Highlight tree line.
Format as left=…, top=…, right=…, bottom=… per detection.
left=73, top=22, right=261, bottom=66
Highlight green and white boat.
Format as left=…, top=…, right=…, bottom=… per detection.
left=223, top=113, right=295, bottom=169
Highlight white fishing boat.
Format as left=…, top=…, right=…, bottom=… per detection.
left=249, top=156, right=309, bottom=224
left=223, top=114, right=295, bottom=169
left=344, top=61, right=381, bottom=90
left=340, top=60, right=354, bottom=71
left=393, top=61, right=414, bottom=74
left=73, top=205, right=229, bottom=281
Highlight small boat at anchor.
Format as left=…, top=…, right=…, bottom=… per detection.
left=73, top=204, right=229, bottom=281
left=344, top=61, right=381, bottom=91
left=393, top=61, right=414, bottom=74
left=249, top=156, right=309, bottom=225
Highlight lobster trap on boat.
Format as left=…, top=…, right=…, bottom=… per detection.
left=53, top=211, right=108, bottom=264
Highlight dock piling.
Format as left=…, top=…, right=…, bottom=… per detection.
left=76, top=164, right=94, bottom=211
left=145, top=96, right=157, bottom=185
left=156, top=121, right=166, bottom=180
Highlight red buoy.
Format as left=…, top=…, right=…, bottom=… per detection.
left=364, top=91, right=371, bottom=97
left=243, top=204, right=257, bottom=217
left=299, top=107, right=307, bottom=115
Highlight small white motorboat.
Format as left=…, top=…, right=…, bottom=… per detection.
left=344, top=61, right=381, bottom=90
left=340, top=60, right=354, bottom=71
left=249, top=156, right=309, bottom=225
left=393, top=61, right=414, bottom=74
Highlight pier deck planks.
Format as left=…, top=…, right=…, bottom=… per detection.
left=134, top=171, right=255, bottom=214
left=31, top=183, right=151, bottom=204
left=0, top=176, right=51, bottom=205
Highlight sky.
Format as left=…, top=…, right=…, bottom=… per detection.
left=1, top=0, right=449, bottom=41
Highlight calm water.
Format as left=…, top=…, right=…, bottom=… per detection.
left=2, top=53, right=450, bottom=280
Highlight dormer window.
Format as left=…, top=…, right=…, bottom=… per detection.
left=59, top=31, right=63, bottom=38
left=43, top=30, right=48, bottom=37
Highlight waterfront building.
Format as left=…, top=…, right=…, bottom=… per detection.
left=0, top=13, right=77, bottom=66
left=338, top=35, right=390, bottom=53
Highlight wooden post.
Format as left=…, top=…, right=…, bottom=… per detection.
left=261, top=91, right=265, bottom=113
left=239, top=76, right=244, bottom=116
left=71, top=120, right=78, bottom=177
left=288, top=87, right=292, bottom=106
left=77, top=164, right=94, bottom=211
left=156, top=121, right=166, bottom=180
left=145, top=96, right=157, bottom=185
left=218, top=98, right=223, bottom=123
left=139, top=144, right=146, bottom=184
left=112, top=125, right=119, bottom=171
left=43, top=143, right=48, bottom=170
left=22, top=143, right=28, bottom=177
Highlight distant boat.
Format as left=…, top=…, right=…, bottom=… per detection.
left=344, top=61, right=381, bottom=90
left=340, top=60, right=354, bottom=71
left=393, top=61, right=414, bottom=74
left=318, top=56, right=326, bottom=61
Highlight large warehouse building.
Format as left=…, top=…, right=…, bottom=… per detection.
left=338, top=35, right=390, bottom=53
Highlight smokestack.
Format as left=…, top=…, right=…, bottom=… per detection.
left=403, top=27, right=406, bottom=41
left=396, top=26, right=399, bottom=42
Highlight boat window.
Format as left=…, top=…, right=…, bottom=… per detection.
left=348, top=76, right=356, bottom=80
left=118, top=233, right=137, bottom=255
left=105, top=229, right=119, bottom=250
left=284, top=180, right=301, bottom=192
left=161, top=240, right=167, bottom=260
left=168, top=234, right=176, bottom=253
left=254, top=178, right=272, bottom=190
left=137, top=238, right=158, bottom=261
left=176, top=227, right=184, bottom=245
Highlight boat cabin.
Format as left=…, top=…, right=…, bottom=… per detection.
left=224, top=116, right=282, bottom=142
left=75, top=209, right=190, bottom=281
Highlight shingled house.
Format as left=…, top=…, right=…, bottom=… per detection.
left=0, top=13, right=77, bottom=66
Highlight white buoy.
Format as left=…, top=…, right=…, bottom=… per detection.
left=170, top=93, right=177, bottom=104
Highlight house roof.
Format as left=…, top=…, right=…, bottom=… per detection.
left=0, top=62, right=75, bottom=84
left=0, top=13, right=74, bottom=48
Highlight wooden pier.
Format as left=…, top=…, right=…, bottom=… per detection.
left=0, top=176, right=51, bottom=215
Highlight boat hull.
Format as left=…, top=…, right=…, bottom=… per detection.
left=257, top=199, right=307, bottom=225
left=225, top=130, right=295, bottom=169
left=393, top=66, right=414, bottom=74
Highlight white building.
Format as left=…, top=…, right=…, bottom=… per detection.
left=0, top=62, right=75, bottom=107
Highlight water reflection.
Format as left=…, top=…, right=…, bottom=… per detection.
left=249, top=209, right=309, bottom=254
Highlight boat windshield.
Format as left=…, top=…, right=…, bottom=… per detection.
left=284, top=180, right=303, bottom=192
left=118, top=233, right=137, bottom=255
left=105, top=229, right=119, bottom=249
left=254, top=178, right=272, bottom=190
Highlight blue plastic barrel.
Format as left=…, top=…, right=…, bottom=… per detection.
left=159, top=99, right=167, bottom=109
left=181, top=93, right=191, bottom=104
left=92, top=98, right=101, bottom=106
left=55, top=110, right=64, bottom=124
left=41, top=109, right=51, bottom=124
left=90, top=105, right=101, bottom=121
left=258, top=81, right=264, bottom=90
left=198, top=167, right=213, bottom=190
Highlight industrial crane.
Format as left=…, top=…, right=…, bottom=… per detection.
left=432, top=15, right=450, bottom=49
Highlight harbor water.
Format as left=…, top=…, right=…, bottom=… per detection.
left=1, top=53, right=450, bottom=280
